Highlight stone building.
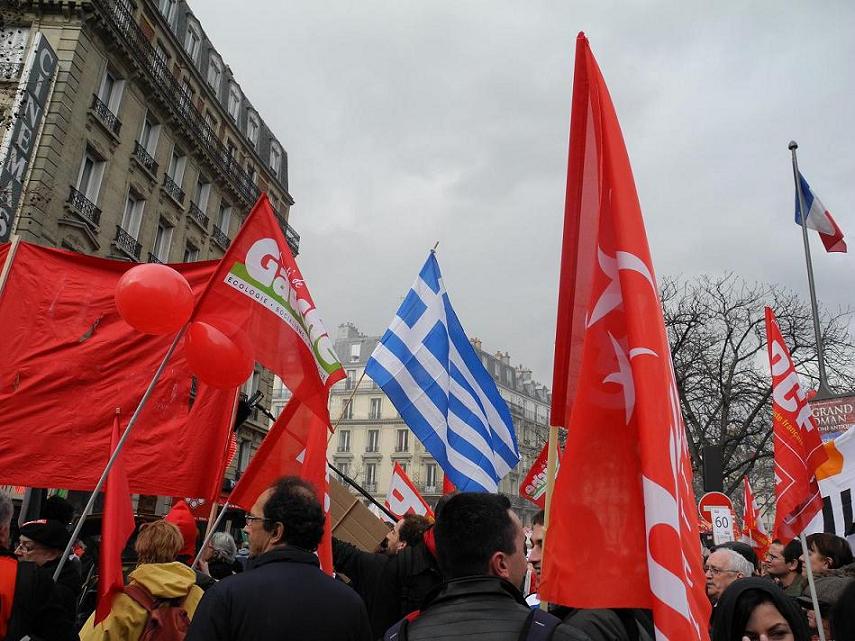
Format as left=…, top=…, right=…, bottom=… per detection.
left=1, top=0, right=299, bottom=481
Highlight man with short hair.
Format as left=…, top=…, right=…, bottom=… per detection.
left=186, top=476, right=372, bottom=641
left=765, top=539, right=806, bottom=597
left=390, top=493, right=589, bottom=641
left=705, top=547, right=753, bottom=604
left=385, top=514, right=432, bottom=556
left=528, top=509, right=545, bottom=576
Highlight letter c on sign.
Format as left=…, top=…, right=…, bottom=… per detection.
left=245, top=238, right=280, bottom=287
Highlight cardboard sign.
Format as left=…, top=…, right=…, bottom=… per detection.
left=710, top=506, right=735, bottom=545
left=328, top=478, right=390, bottom=552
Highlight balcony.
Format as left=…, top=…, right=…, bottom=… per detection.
left=66, top=187, right=101, bottom=227
left=162, top=174, right=185, bottom=206
left=284, top=222, right=300, bottom=256
left=188, top=202, right=209, bottom=231
left=147, top=253, right=163, bottom=264
left=364, top=482, right=377, bottom=493
left=90, top=94, right=122, bottom=137
left=424, top=485, right=437, bottom=494
left=114, top=225, right=141, bottom=260
left=212, top=224, right=230, bottom=250
left=132, top=141, right=158, bottom=177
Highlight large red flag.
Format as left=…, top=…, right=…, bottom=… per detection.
left=765, top=307, right=827, bottom=542
left=95, top=412, right=135, bottom=624
left=540, top=34, right=710, bottom=639
left=740, top=477, right=770, bottom=561
left=0, top=242, right=236, bottom=496
left=385, top=462, right=433, bottom=519
left=229, top=398, right=333, bottom=573
left=191, top=194, right=344, bottom=416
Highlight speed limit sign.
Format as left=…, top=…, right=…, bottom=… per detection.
left=709, top=506, right=735, bottom=545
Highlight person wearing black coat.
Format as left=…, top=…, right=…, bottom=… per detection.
left=186, top=477, right=371, bottom=641
left=710, top=577, right=809, bottom=641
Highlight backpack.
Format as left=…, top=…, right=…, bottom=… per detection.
left=0, top=556, right=17, bottom=639
left=384, top=607, right=561, bottom=641
left=123, top=582, right=191, bottom=641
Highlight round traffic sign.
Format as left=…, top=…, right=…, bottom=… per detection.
left=698, top=491, right=733, bottom=522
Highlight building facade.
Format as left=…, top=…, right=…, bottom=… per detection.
left=1, top=0, right=299, bottom=479
left=323, top=323, right=551, bottom=525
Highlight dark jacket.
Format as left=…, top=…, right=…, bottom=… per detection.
left=402, top=576, right=591, bottom=641
left=555, top=606, right=654, bottom=641
left=333, top=536, right=442, bottom=639
left=711, top=577, right=810, bottom=641
left=185, top=546, right=372, bottom=641
left=1, top=550, right=76, bottom=641
left=41, top=556, right=81, bottom=624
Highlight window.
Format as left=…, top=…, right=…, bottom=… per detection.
left=75, top=149, right=105, bottom=203
left=396, top=429, right=409, bottom=453
left=152, top=221, right=173, bottom=262
left=138, top=112, right=161, bottom=154
left=158, top=0, right=176, bottom=25
left=369, top=398, right=382, bottom=420
left=207, top=54, right=222, bottom=92
left=345, top=369, right=356, bottom=390
left=338, top=430, right=351, bottom=453
left=192, top=177, right=210, bottom=210
left=204, top=110, right=218, bottom=132
left=237, top=439, right=252, bottom=474
left=341, top=399, right=353, bottom=420
left=365, top=463, right=377, bottom=489
left=166, top=147, right=186, bottom=184
left=337, top=462, right=350, bottom=482
left=245, top=161, right=256, bottom=186
left=183, top=21, right=202, bottom=63
left=121, top=191, right=145, bottom=239
left=243, top=366, right=262, bottom=397
left=183, top=243, right=199, bottom=262
left=269, top=142, right=281, bottom=174
left=97, top=68, right=125, bottom=113
left=217, top=202, right=232, bottom=234
left=153, top=41, right=169, bottom=72
left=246, top=111, right=259, bottom=146
left=425, top=463, right=437, bottom=490
left=227, top=83, right=241, bottom=121
left=399, top=463, right=407, bottom=475
left=350, top=344, right=361, bottom=363
left=366, top=429, right=379, bottom=453
left=181, top=78, right=194, bottom=102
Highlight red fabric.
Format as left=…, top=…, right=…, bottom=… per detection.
left=540, top=34, right=710, bottom=639
left=191, top=194, right=344, bottom=417
left=442, top=475, right=455, bottom=495
left=95, top=414, right=135, bottom=624
left=385, top=463, right=434, bottom=519
left=765, top=307, right=827, bottom=543
left=423, top=527, right=437, bottom=559
left=165, top=500, right=197, bottom=559
left=519, top=440, right=561, bottom=509
left=0, top=242, right=236, bottom=497
left=229, top=398, right=333, bottom=573
left=741, top=477, right=770, bottom=561
left=0, top=556, right=17, bottom=638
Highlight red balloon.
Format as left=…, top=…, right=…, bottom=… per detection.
left=115, top=264, right=193, bottom=335
left=184, top=321, right=254, bottom=389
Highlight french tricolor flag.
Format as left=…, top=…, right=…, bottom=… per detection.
left=795, top=172, right=847, bottom=253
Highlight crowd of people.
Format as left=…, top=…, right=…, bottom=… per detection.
left=0, top=482, right=854, bottom=640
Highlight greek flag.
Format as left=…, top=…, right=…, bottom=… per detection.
left=365, top=253, right=519, bottom=492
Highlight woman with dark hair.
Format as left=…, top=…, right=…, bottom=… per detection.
left=711, top=578, right=809, bottom=641
left=802, top=533, right=854, bottom=574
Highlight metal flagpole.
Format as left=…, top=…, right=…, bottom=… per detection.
left=328, top=369, right=366, bottom=444
left=52, top=325, right=188, bottom=581
left=789, top=141, right=833, bottom=398
left=192, top=502, right=231, bottom=569
left=539, top=424, right=560, bottom=611
left=799, top=531, right=828, bottom=641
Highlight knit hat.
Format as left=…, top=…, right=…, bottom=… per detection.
left=19, top=519, right=70, bottom=550
left=164, top=500, right=197, bottom=559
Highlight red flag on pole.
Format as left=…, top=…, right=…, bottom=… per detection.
left=519, top=440, right=562, bottom=509
left=740, top=477, right=770, bottom=561
left=765, top=307, right=827, bottom=543
left=95, top=412, right=135, bottom=624
left=385, top=462, right=433, bottom=519
left=229, top=398, right=333, bottom=573
left=539, top=33, right=710, bottom=639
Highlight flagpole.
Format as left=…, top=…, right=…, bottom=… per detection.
left=789, top=141, right=832, bottom=398
left=192, top=502, right=231, bottom=569
left=0, top=235, right=21, bottom=302
left=53, top=325, right=188, bottom=581
left=539, top=423, right=560, bottom=611
left=799, top=531, right=828, bottom=641
left=328, top=369, right=366, bottom=442
left=326, top=461, right=398, bottom=521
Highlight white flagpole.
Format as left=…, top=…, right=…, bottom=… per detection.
left=799, top=531, right=827, bottom=641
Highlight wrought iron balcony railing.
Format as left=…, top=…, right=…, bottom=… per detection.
left=212, top=224, right=230, bottom=250
left=162, top=174, right=185, bottom=205
left=364, top=482, right=377, bottom=493
left=91, top=94, right=122, bottom=136
left=132, top=140, right=158, bottom=176
left=424, top=485, right=437, bottom=494
left=188, top=201, right=209, bottom=230
left=147, top=252, right=163, bottom=264
left=114, top=225, right=142, bottom=260
left=66, top=186, right=102, bottom=227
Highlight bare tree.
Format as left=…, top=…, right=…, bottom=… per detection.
left=662, top=273, right=855, bottom=503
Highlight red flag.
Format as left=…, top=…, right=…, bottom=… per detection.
left=191, top=194, right=344, bottom=416
left=765, top=307, right=827, bottom=542
left=741, top=477, right=771, bottom=561
left=385, top=463, right=433, bottom=519
left=0, top=242, right=236, bottom=497
left=540, top=34, right=710, bottom=639
left=95, top=412, right=135, bottom=624
left=229, top=398, right=333, bottom=573
left=519, top=440, right=562, bottom=509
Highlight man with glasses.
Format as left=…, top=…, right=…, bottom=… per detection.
left=704, top=547, right=753, bottom=604
left=186, top=476, right=372, bottom=641
left=764, top=539, right=806, bottom=597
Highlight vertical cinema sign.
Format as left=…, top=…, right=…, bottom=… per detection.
left=0, top=32, right=57, bottom=242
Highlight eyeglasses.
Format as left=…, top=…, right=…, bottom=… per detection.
left=15, top=541, right=37, bottom=552
left=244, top=515, right=270, bottom=526
left=704, top=565, right=738, bottom=576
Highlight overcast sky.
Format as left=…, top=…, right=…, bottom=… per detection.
left=191, top=1, right=855, bottom=387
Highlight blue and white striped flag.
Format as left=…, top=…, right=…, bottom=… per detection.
left=365, top=253, right=520, bottom=492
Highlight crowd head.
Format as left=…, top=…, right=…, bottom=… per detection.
left=712, top=578, right=810, bottom=641
left=804, top=532, right=854, bottom=574
left=244, top=476, right=325, bottom=557
left=135, top=519, right=184, bottom=564
left=705, top=547, right=754, bottom=603
left=385, top=514, right=431, bottom=555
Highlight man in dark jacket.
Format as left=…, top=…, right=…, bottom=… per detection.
left=391, top=493, right=589, bottom=641
left=0, top=492, right=76, bottom=641
left=186, top=476, right=372, bottom=641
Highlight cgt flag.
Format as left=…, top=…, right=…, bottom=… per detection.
left=765, top=307, right=827, bottom=542
left=539, top=33, right=710, bottom=640
left=385, top=462, right=433, bottom=519
left=519, top=440, right=562, bottom=509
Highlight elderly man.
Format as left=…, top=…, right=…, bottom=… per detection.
left=705, top=547, right=754, bottom=604
left=186, top=476, right=371, bottom=641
